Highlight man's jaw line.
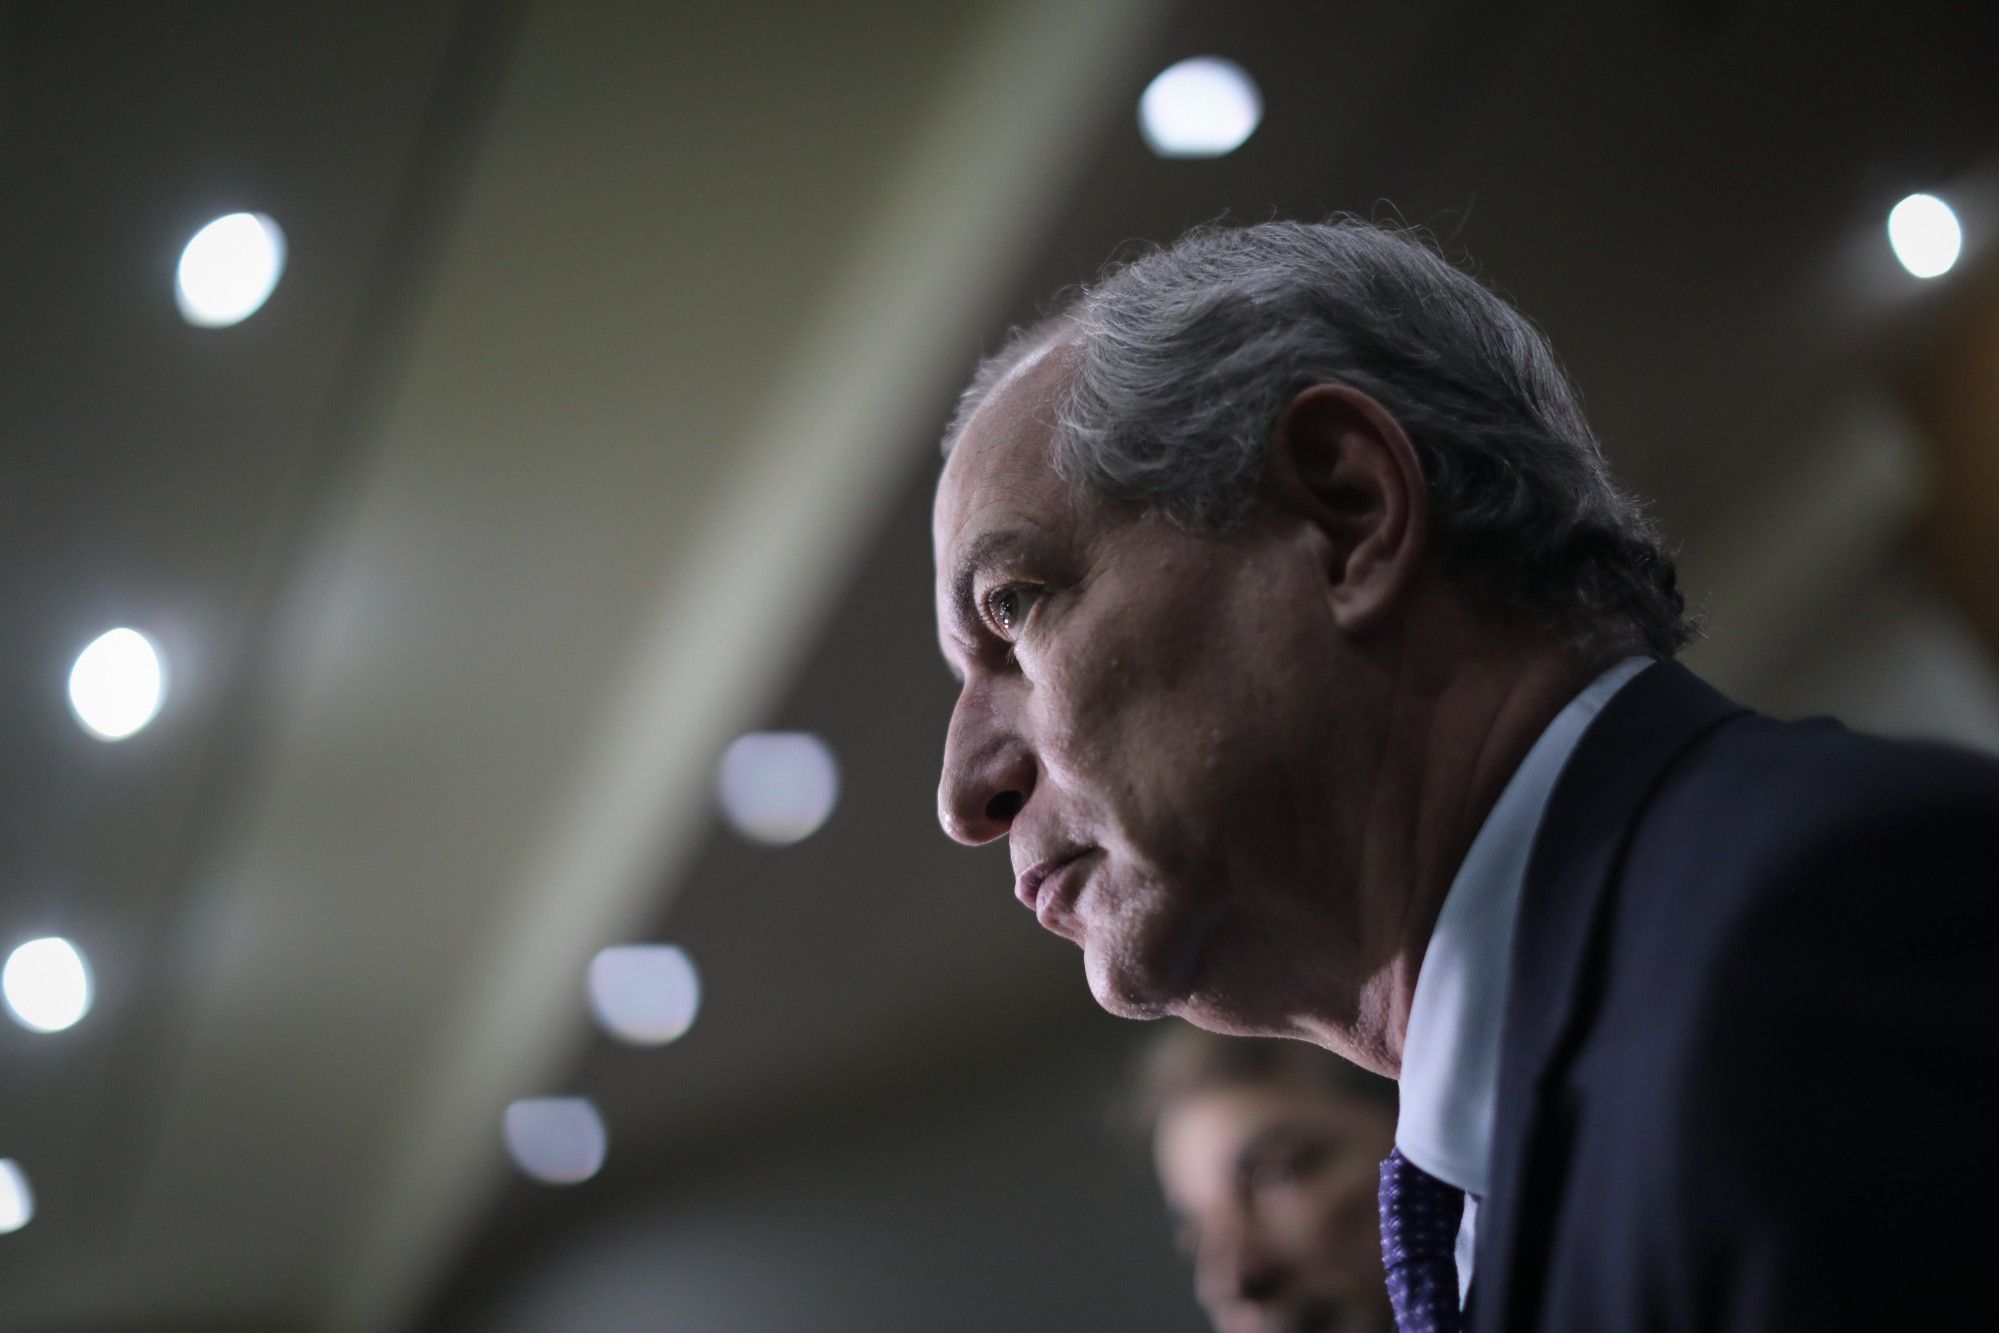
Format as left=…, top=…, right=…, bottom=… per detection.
left=1340, top=630, right=1603, bottom=1073
left=1088, top=894, right=1231, bottom=1022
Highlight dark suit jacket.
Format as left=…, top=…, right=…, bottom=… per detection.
left=1472, top=661, right=1999, bottom=1331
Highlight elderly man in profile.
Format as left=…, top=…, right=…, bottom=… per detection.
left=930, top=219, right=1999, bottom=1331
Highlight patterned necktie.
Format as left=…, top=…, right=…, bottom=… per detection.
left=1379, top=1147, right=1466, bottom=1333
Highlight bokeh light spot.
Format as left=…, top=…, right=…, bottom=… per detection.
left=503, top=1097, right=607, bottom=1185
left=1138, top=56, right=1262, bottom=159
left=3, top=937, right=92, bottom=1034
left=588, top=944, right=701, bottom=1046
left=1887, top=192, right=1962, bottom=278
left=0, top=1161, right=33, bottom=1234
left=175, top=212, right=287, bottom=327
left=717, top=732, right=839, bottom=845
left=67, top=627, right=165, bottom=741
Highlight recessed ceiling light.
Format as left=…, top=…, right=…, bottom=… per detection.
left=0, top=1160, right=32, bottom=1234
left=588, top=944, right=701, bottom=1046
left=1887, top=193, right=1962, bottom=278
left=503, top=1098, right=607, bottom=1185
left=717, top=732, right=840, bottom=846
left=175, top=212, right=287, bottom=327
left=1138, top=56, right=1262, bottom=160
left=67, top=627, right=165, bottom=741
left=3, top=937, right=92, bottom=1034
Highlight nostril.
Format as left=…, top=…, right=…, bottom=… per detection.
left=1238, top=1270, right=1284, bottom=1303
left=985, top=790, right=1024, bottom=824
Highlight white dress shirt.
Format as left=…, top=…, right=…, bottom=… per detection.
left=1395, top=656, right=1652, bottom=1298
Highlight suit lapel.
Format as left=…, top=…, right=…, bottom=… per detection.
left=1473, top=663, right=1746, bottom=1332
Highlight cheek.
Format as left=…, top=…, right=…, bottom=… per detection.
left=1036, top=573, right=1307, bottom=790
left=1024, top=538, right=1346, bottom=924
left=1025, top=620, right=1169, bottom=813
left=1315, top=1164, right=1388, bottom=1257
left=1262, top=1161, right=1382, bottom=1249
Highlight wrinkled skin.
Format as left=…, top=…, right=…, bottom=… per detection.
left=1155, top=1079, right=1398, bottom=1333
left=932, top=338, right=1587, bottom=1069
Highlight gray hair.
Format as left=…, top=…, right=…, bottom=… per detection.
left=946, top=218, right=1695, bottom=659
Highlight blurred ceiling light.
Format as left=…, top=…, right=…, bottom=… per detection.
left=1138, top=56, right=1262, bottom=159
left=67, top=627, right=165, bottom=741
left=175, top=211, right=287, bottom=327
left=503, top=1097, right=607, bottom=1185
left=0, top=1160, right=32, bottom=1234
left=1887, top=193, right=1962, bottom=278
left=717, top=731, right=840, bottom=845
left=588, top=943, right=701, bottom=1046
left=3, top=937, right=92, bottom=1034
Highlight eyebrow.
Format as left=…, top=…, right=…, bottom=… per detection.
left=1232, top=1121, right=1324, bottom=1179
left=947, top=529, right=1043, bottom=634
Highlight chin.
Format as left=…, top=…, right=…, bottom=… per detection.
left=1083, top=952, right=1175, bottom=1020
left=1155, top=934, right=1335, bottom=1043
left=1079, top=899, right=1224, bottom=1020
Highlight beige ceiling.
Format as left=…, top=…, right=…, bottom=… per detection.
left=1, top=0, right=1167, bottom=1327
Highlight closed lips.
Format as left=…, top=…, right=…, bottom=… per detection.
left=1014, top=848, right=1088, bottom=911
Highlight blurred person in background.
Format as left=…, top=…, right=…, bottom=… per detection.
left=1140, top=1027, right=1397, bottom=1333
left=931, top=218, right=1999, bottom=1330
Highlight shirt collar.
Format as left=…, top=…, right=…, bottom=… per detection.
left=1393, top=656, right=1651, bottom=1196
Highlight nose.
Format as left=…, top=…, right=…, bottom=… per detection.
left=938, top=687, right=1035, bottom=845
left=1197, top=1215, right=1291, bottom=1312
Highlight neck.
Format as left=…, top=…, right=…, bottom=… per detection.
left=1313, top=616, right=1601, bottom=1077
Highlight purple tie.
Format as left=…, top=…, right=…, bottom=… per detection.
left=1379, top=1148, right=1466, bottom=1333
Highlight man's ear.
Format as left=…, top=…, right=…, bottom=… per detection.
left=1264, top=383, right=1429, bottom=634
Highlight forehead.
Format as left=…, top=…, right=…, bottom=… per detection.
left=932, top=337, right=1083, bottom=567
left=1154, top=1081, right=1385, bottom=1199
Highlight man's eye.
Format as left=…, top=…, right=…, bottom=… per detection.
left=984, top=584, right=1043, bottom=639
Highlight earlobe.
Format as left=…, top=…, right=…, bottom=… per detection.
left=1267, top=384, right=1427, bottom=635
